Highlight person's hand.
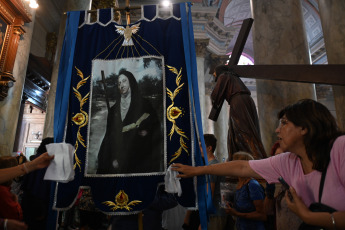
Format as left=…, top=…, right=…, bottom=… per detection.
left=6, top=219, right=28, bottom=230
left=224, top=202, right=238, bottom=216
left=171, top=163, right=199, bottom=178
left=28, top=152, right=54, bottom=172
left=285, top=186, right=310, bottom=219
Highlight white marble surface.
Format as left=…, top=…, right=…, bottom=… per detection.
left=319, top=0, right=345, bottom=130
left=0, top=9, right=36, bottom=156
left=251, top=0, right=316, bottom=153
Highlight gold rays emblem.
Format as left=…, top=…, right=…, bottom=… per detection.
left=103, top=190, right=142, bottom=211
left=115, top=23, right=141, bottom=46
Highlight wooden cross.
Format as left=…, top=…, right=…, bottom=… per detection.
left=209, top=18, right=345, bottom=121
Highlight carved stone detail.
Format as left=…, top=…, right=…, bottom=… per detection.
left=91, top=0, right=121, bottom=22
left=13, top=26, right=25, bottom=35
left=195, top=39, right=210, bottom=57
left=208, top=53, right=229, bottom=72
left=46, top=32, right=57, bottom=64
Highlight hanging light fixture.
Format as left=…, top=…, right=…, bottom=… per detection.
left=162, top=0, right=171, bottom=7
left=28, top=0, right=39, bottom=9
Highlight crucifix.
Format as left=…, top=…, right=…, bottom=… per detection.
left=209, top=18, right=345, bottom=160
left=209, top=17, right=345, bottom=121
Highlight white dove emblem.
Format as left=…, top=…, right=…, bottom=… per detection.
left=115, top=23, right=141, bottom=46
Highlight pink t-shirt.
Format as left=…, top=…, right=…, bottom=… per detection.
left=249, top=135, right=345, bottom=211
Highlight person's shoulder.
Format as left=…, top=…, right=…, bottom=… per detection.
left=248, top=179, right=265, bottom=194
left=331, top=135, right=345, bottom=157
left=333, top=135, right=345, bottom=145
left=271, top=151, right=296, bottom=160
left=216, top=72, right=231, bottom=81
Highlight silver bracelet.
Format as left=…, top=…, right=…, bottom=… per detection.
left=4, top=219, right=7, bottom=230
left=330, top=213, right=336, bottom=230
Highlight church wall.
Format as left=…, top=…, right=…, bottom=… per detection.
left=30, top=20, right=47, bottom=57
left=0, top=9, right=36, bottom=156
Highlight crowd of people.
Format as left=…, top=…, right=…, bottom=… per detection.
left=174, top=98, right=345, bottom=230
left=0, top=147, right=54, bottom=230
left=1, top=67, right=344, bottom=229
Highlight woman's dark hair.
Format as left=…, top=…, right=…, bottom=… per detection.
left=278, top=99, right=343, bottom=172
left=117, top=69, right=139, bottom=99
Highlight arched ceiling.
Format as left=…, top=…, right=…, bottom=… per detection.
left=221, top=0, right=324, bottom=63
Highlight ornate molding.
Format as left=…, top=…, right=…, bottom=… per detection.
left=207, top=53, right=229, bottom=73
left=46, top=32, right=57, bottom=64
left=91, top=0, right=121, bottom=23
left=0, top=0, right=31, bottom=100
left=0, top=2, right=15, bottom=23
left=195, top=38, right=210, bottom=57
left=13, top=25, right=25, bottom=35
left=191, top=5, right=235, bottom=56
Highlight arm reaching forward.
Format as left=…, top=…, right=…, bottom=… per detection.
left=0, top=152, right=54, bottom=184
left=172, top=160, right=262, bottom=179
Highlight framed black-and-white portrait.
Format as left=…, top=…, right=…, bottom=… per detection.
left=87, top=56, right=166, bottom=176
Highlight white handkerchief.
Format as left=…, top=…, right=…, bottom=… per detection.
left=165, top=165, right=182, bottom=197
left=44, top=143, right=75, bottom=183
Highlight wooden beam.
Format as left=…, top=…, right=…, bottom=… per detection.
left=231, top=64, right=345, bottom=85
left=228, top=18, right=253, bottom=66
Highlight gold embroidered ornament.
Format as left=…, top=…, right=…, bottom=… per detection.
left=115, top=23, right=141, bottom=46
left=166, top=65, right=189, bottom=163
left=103, top=190, right=142, bottom=211
left=71, top=67, right=90, bottom=170
left=72, top=113, right=86, bottom=126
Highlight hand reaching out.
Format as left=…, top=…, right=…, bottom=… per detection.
left=171, top=163, right=199, bottom=178
left=27, top=152, right=54, bottom=172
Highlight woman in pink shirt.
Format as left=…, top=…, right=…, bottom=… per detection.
left=173, top=99, right=345, bottom=229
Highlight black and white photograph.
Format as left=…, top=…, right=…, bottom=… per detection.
left=87, top=57, right=165, bottom=176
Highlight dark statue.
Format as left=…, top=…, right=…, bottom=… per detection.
left=209, top=65, right=267, bottom=160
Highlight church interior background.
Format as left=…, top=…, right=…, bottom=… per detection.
left=0, top=0, right=342, bottom=167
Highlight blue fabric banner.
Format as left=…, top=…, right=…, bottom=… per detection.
left=51, top=4, right=210, bottom=226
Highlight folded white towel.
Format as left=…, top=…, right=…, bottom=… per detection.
left=44, top=143, right=75, bottom=183
left=165, top=164, right=182, bottom=197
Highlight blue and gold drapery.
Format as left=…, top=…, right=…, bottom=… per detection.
left=50, top=3, right=212, bottom=229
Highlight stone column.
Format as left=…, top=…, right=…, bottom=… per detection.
left=206, top=54, right=230, bottom=161
left=204, top=93, right=214, bottom=135
left=195, top=39, right=209, bottom=132
left=251, top=0, right=316, bottom=154
left=43, top=0, right=91, bottom=138
left=318, top=0, right=345, bottom=130
left=0, top=10, right=36, bottom=156
left=213, top=102, right=229, bottom=162
left=205, top=54, right=229, bottom=160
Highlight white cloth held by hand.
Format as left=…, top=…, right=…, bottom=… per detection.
left=44, top=143, right=75, bottom=183
left=165, top=164, right=182, bottom=197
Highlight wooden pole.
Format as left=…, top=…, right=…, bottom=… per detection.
left=126, top=0, right=131, bottom=25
